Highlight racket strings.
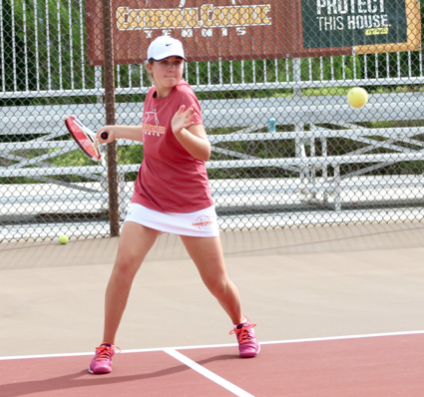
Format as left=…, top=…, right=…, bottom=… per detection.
left=65, top=116, right=102, bottom=161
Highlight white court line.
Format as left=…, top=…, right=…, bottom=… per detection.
left=164, top=348, right=255, bottom=397
left=1, top=330, right=423, bottom=361
left=258, top=329, right=424, bottom=346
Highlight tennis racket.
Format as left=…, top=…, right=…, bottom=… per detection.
left=63, top=115, right=109, bottom=161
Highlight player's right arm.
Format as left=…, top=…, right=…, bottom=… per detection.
left=96, top=125, right=143, bottom=143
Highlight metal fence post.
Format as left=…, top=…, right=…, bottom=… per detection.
left=102, top=0, right=120, bottom=237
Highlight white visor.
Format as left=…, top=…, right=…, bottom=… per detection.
left=147, top=36, right=186, bottom=61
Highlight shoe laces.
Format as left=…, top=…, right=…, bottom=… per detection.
left=94, top=344, right=121, bottom=362
left=229, top=323, right=257, bottom=344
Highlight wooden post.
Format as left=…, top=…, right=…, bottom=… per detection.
left=102, top=0, right=120, bottom=236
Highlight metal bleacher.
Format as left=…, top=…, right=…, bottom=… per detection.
left=2, top=91, right=424, bottom=229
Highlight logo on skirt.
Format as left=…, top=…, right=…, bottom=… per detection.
left=192, top=216, right=214, bottom=229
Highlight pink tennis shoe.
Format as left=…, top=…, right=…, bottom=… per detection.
left=230, top=317, right=260, bottom=358
left=89, top=343, right=120, bottom=374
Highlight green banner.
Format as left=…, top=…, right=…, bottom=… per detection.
left=301, top=0, right=408, bottom=48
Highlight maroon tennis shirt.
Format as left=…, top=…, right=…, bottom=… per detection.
left=132, top=79, right=214, bottom=213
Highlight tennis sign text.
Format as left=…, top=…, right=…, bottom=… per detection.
left=315, top=0, right=389, bottom=32
left=300, top=0, right=421, bottom=49
left=87, top=0, right=284, bottom=64
left=116, top=4, right=272, bottom=36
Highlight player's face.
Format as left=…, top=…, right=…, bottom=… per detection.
left=149, top=56, right=184, bottom=92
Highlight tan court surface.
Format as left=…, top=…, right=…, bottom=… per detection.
left=1, top=222, right=423, bottom=358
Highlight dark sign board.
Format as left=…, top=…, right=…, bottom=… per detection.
left=301, top=0, right=408, bottom=48
left=85, top=0, right=421, bottom=65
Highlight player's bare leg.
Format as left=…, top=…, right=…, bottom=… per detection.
left=102, top=222, right=161, bottom=344
left=180, top=235, right=260, bottom=357
left=179, top=235, right=244, bottom=325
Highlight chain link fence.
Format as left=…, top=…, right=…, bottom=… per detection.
left=1, top=0, right=423, bottom=242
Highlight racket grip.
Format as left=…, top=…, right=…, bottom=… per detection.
left=100, top=131, right=109, bottom=140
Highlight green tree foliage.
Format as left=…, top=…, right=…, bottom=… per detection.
left=1, top=0, right=91, bottom=99
left=0, top=0, right=422, bottom=103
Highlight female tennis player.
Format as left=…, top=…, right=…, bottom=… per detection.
left=88, top=36, right=260, bottom=374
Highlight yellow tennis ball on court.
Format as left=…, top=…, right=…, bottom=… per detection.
left=59, top=235, right=69, bottom=245
left=347, top=87, right=368, bottom=109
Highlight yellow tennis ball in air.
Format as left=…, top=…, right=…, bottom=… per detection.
left=347, top=87, right=368, bottom=109
left=59, top=235, right=69, bottom=245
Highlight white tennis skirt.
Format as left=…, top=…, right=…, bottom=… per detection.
left=124, top=203, right=220, bottom=237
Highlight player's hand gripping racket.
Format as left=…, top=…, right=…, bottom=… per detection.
left=63, top=115, right=109, bottom=161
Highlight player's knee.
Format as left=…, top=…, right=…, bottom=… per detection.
left=113, top=256, right=140, bottom=282
left=206, top=277, right=228, bottom=299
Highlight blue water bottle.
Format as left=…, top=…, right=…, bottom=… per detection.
left=267, top=118, right=276, bottom=132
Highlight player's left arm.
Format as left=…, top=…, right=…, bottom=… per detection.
left=171, top=104, right=211, bottom=161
